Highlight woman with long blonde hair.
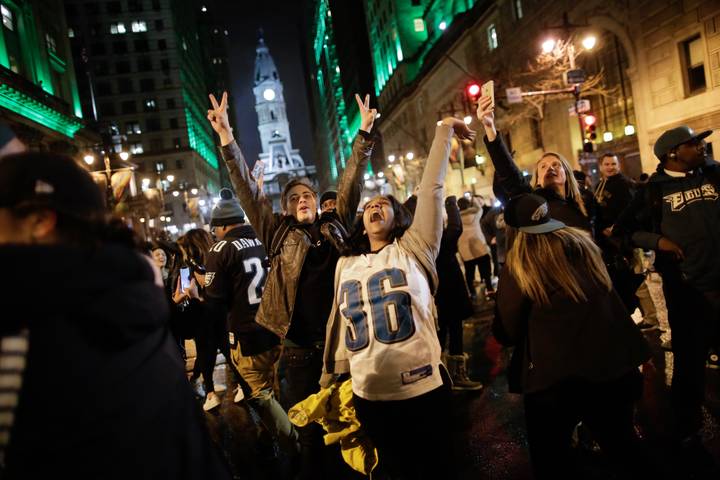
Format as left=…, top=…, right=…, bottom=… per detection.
left=493, top=193, right=650, bottom=479
left=477, top=94, right=592, bottom=232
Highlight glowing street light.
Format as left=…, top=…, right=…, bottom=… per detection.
left=388, top=154, right=396, bottom=163
left=190, top=188, right=198, bottom=195
left=603, top=131, right=614, bottom=142
left=172, top=191, right=180, bottom=197
left=119, top=151, right=129, bottom=161
left=406, top=152, right=414, bottom=160
left=166, top=174, right=174, bottom=182
left=582, top=35, right=597, bottom=51
left=84, top=154, right=95, bottom=165
left=438, top=21, right=447, bottom=31
left=541, top=38, right=556, bottom=54
left=624, top=124, right=636, bottom=136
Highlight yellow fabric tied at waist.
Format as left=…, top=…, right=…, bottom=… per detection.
left=289, top=378, right=378, bottom=475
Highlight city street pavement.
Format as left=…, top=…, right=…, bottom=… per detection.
left=194, top=275, right=720, bottom=479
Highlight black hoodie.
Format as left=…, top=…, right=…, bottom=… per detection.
left=616, top=159, right=720, bottom=292
left=0, top=244, right=230, bottom=480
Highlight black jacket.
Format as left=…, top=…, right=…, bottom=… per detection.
left=594, top=173, right=635, bottom=232
left=484, top=134, right=592, bottom=232
left=435, top=196, right=474, bottom=321
left=204, top=225, right=279, bottom=355
left=0, top=244, right=230, bottom=479
left=493, top=267, right=650, bottom=394
left=616, top=160, right=720, bottom=292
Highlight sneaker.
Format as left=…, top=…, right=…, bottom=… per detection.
left=707, top=350, right=720, bottom=370
left=233, top=385, right=245, bottom=403
left=203, top=392, right=221, bottom=411
left=636, top=321, right=659, bottom=332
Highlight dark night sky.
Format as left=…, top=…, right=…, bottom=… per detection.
left=222, top=1, right=314, bottom=167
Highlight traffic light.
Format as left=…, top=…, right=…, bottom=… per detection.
left=583, top=114, right=597, bottom=140
left=582, top=113, right=597, bottom=152
left=465, top=82, right=481, bottom=109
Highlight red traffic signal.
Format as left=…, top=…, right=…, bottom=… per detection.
left=467, top=83, right=480, bottom=97
left=583, top=114, right=597, bottom=127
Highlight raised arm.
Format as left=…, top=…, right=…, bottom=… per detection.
left=410, top=119, right=475, bottom=256
left=207, top=92, right=278, bottom=246
left=477, top=95, right=531, bottom=203
left=336, top=94, right=375, bottom=227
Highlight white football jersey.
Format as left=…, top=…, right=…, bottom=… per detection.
left=336, top=240, right=443, bottom=401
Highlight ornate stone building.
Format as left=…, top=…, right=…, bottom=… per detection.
left=253, top=32, right=316, bottom=211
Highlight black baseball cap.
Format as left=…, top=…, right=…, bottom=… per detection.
left=505, top=193, right=565, bottom=234
left=653, top=126, right=712, bottom=160
left=320, top=190, right=337, bottom=204
left=0, top=152, right=106, bottom=219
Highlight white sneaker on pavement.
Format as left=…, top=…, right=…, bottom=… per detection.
left=203, top=391, right=221, bottom=411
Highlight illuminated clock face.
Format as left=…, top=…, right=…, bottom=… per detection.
left=263, top=88, right=276, bottom=101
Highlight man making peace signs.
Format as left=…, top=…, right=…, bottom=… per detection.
left=207, top=91, right=376, bottom=478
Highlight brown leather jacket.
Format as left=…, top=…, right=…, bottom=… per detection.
left=220, top=134, right=373, bottom=338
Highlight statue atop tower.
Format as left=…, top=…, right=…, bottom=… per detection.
left=253, top=30, right=316, bottom=211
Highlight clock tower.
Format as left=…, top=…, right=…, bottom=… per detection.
left=253, top=31, right=315, bottom=210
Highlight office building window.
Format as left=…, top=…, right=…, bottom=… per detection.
left=146, top=118, right=161, bottom=132
left=166, top=98, right=176, bottom=109
left=121, top=100, right=136, bottom=114
left=487, top=24, right=498, bottom=50
left=158, top=38, right=167, bottom=50
left=112, top=41, right=128, bottom=54
left=99, top=102, right=116, bottom=116
left=131, top=21, right=147, bottom=33
left=173, top=137, right=182, bottom=148
left=130, top=143, right=144, bottom=154
left=106, top=1, right=121, bottom=14
left=144, top=98, right=157, bottom=111
left=149, top=137, right=164, bottom=150
left=134, top=38, right=149, bottom=52
left=152, top=0, right=161, bottom=11
left=45, top=33, right=57, bottom=52
left=128, top=0, right=143, bottom=12
left=110, top=22, right=126, bottom=34
left=169, top=118, right=179, bottom=129
left=160, top=58, right=170, bottom=72
left=1, top=4, right=13, bottom=30
left=96, top=81, right=112, bottom=95
left=94, top=61, right=109, bottom=75
left=91, top=42, right=106, bottom=55
left=140, top=78, right=155, bottom=90
left=175, top=159, right=184, bottom=169
left=68, top=27, right=75, bottom=38
left=681, top=35, right=706, bottom=95
left=118, top=79, right=134, bottom=94
left=137, top=57, right=152, bottom=71
left=126, top=122, right=142, bottom=134
left=155, top=160, right=165, bottom=172
left=84, top=3, right=100, bottom=15
left=155, top=19, right=164, bottom=31
left=513, top=0, right=523, bottom=20
left=115, top=60, right=131, bottom=73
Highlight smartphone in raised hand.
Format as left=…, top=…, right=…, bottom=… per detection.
left=481, top=80, right=495, bottom=108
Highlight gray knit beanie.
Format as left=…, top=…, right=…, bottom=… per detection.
left=211, top=188, right=245, bottom=226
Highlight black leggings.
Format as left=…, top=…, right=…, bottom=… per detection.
left=524, top=371, right=649, bottom=479
left=464, top=254, right=493, bottom=295
left=354, top=380, right=454, bottom=480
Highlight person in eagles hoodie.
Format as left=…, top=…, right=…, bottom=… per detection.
left=616, top=126, right=720, bottom=450
left=0, top=152, right=231, bottom=479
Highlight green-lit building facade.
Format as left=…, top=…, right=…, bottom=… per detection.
left=0, top=0, right=94, bottom=152
left=302, top=0, right=378, bottom=191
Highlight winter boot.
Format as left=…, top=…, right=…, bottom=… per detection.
left=447, top=353, right=483, bottom=391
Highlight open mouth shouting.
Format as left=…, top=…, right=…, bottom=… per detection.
left=370, top=210, right=384, bottom=223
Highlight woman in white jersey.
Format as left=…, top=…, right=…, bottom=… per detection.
left=321, top=117, right=474, bottom=479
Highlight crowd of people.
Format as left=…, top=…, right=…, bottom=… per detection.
left=0, top=84, right=717, bottom=479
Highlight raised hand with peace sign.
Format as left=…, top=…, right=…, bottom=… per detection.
left=207, top=91, right=234, bottom=146
left=355, top=93, right=377, bottom=133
